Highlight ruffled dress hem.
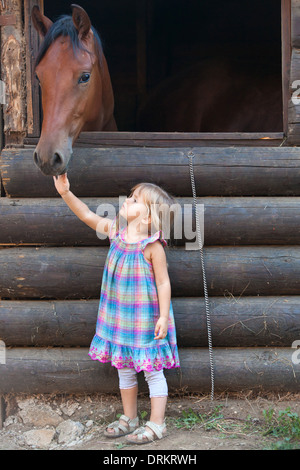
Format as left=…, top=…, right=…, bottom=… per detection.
left=88, top=334, right=180, bottom=372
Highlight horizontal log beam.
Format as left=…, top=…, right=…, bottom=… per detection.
left=1, top=297, right=299, bottom=348
left=24, top=131, right=285, bottom=147
left=2, top=147, right=300, bottom=198
left=1, top=246, right=300, bottom=299
left=1, top=196, right=300, bottom=246
left=0, top=347, right=298, bottom=394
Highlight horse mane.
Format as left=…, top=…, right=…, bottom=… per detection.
left=34, top=14, right=103, bottom=70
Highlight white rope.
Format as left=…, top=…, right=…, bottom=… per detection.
left=188, top=151, right=215, bottom=401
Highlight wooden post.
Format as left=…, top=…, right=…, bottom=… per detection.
left=281, top=0, right=291, bottom=136
left=23, top=0, right=43, bottom=137
left=0, top=0, right=26, bottom=147
left=288, top=0, right=300, bottom=143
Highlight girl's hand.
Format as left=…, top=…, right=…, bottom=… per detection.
left=154, top=317, right=168, bottom=340
left=53, top=173, right=70, bottom=196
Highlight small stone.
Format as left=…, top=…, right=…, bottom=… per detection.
left=17, top=398, right=63, bottom=427
left=19, top=403, right=63, bottom=427
left=3, top=416, right=17, bottom=427
left=60, top=400, right=79, bottom=417
left=16, top=397, right=35, bottom=409
left=23, top=428, right=55, bottom=449
left=56, top=420, right=84, bottom=444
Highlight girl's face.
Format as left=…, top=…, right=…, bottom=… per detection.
left=120, top=188, right=149, bottom=223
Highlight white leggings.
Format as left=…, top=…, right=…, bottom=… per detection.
left=118, top=367, right=168, bottom=398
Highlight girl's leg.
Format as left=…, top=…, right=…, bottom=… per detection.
left=127, top=369, right=168, bottom=441
left=106, top=367, right=138, bottom=435
left=120, top=385, right=138, bottom=420
left=149, top=396, right=168, bottom=425
left=145, top=369, right=168, bottom=425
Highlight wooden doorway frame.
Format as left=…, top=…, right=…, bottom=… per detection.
left=23, top=0, right=291, bottom=147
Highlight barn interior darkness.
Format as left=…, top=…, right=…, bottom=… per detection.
left=44, top=0, right=282, bottom=132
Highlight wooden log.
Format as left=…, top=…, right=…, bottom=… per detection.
left=77, top=132, right=282, bottom=146
left=1, top=297, right=300, bottom=348
left=174, top=297, right=300, bottom=348
left=0, top=347, right=298, bottom=394
left=2, top=246, right=300, bottom=299
left=2, top=196, right=300, bottom=246
left=24, top=131, right=285, bottom=148
left=2, top=147, right=300, bottom=198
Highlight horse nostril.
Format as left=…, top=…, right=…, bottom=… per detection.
left=52, top=152, right=63, bottom=168
left=33, top=151, right=39, bottom=166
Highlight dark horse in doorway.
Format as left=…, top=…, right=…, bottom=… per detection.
left=32, top=4, right=117, bottom=176
left=137, top=57, right=283, bottom=133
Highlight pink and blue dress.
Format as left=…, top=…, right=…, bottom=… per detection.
left=89, top=219, right=180, bottom=372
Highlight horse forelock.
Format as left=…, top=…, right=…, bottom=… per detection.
left=34, top=14, right=103, bottom=70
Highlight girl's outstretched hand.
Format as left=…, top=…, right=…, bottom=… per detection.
left=53, top=173, right=70, bottom=196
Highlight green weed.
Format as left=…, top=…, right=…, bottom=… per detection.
left=172, top=405, right=224, bottom=430
left=262, top=407, right=300, bottom=450
left=172, top=404, right=300, bottom=450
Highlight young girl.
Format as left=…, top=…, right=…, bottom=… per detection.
left=53, top=174, right=180, bottom=444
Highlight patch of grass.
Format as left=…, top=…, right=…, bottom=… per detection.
left=264, top=439, right=299, bottom=451
left=262, top=407, right=300, bottom=450
left=140, top=410, right=148, bottom=420
left=172, top=405, right=300, bottom=450
left=172, top=405, right=225, bottom=430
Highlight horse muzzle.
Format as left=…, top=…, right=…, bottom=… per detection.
left=33, top=148, right=72, bottom=176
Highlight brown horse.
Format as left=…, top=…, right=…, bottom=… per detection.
left=32, top=4, right=117, bottom=176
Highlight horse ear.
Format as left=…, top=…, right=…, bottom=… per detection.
left=71, top=4, right=92, bottom=41
left=31, top=5, right=53, bottom=37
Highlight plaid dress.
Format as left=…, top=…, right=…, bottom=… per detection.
left=88, top=219, right=180, bottom=372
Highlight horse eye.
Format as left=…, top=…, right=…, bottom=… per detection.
left=78, top=72, right=91, bottom=84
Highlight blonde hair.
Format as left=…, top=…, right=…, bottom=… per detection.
left=115, top=182, right=178, bottom=244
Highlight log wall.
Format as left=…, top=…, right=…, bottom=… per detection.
left=1, top=146, right=300, bottom=394
left=0, top=348, right=297, bottom=394
left=2, top=146, right=300, bottom=198
left=2, top=196, right=300, bottom=246
left=1, top=0, right=300, bottom=396
left=2, top=246, right=300, bottom=298
left=1, top=297, right=299, bottom=348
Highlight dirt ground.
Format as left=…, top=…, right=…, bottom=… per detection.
left=1, top=392, right=299, bottom=451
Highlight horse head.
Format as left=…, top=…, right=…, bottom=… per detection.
left=32, top=4, right=116, bottom=176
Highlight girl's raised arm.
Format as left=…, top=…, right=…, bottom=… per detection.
left=53, top=174, right=113, bottom=236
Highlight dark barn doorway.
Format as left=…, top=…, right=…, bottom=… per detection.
left=43, top=0, right=283, bottom=133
